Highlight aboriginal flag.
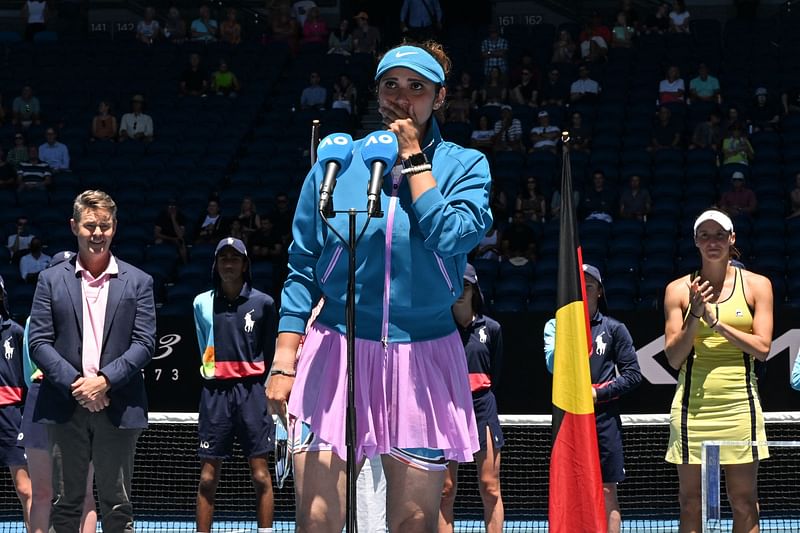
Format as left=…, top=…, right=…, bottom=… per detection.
left=548, top=139, right=607, bottom=532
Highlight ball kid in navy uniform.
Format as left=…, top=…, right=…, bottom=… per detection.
left=192, top=237, right=278, bottom=533
left=544, top=264, right=642, bottom=533
left=441, top=264, right=505, bottom=533
left=0, top=275, right=32, bottom=528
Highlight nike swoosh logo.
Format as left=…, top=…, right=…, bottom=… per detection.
left=395, top=51, right=418, bottom=57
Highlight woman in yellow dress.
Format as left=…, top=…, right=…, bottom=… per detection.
left=664, top=209, right=772, bottom=533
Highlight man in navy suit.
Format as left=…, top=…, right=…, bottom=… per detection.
left=29, top=190, right=156, bottom=533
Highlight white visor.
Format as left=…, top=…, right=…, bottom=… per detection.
left=693, top=210, right=734, bottom=235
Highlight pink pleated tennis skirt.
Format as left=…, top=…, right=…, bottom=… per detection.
left=287, top=323, right=480, bottom=463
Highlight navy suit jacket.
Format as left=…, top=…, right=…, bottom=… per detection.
left=29, top=256, right=156, bottom=428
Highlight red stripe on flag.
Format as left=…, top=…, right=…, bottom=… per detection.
left=549, top=411, right=607, bottom=533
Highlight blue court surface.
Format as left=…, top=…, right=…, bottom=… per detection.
left=3, top=519, right=800, bottom=532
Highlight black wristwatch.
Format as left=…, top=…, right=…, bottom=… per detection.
left=401, top=152, right=429, bottom=169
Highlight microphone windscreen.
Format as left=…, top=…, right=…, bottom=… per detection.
left=317, top=133, right=354, bottom=167
left=360, top=131, right=398, bottom=175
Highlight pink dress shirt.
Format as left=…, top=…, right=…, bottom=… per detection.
left=76, top=255, right=119, bottom=378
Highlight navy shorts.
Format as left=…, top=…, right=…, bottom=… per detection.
left=198, top=377, right=274, bottom=459
left=0, top=404, right=26, bottom=467
left=19, top=382, right=48, bottom=451
left=596, top=413, right=625, bottom=483
left=473, top=391, right=504, bottom=451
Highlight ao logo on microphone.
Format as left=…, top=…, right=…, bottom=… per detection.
left=364, top=133, right=396, bottom=146
left=319, top=135, right=351, bottom=147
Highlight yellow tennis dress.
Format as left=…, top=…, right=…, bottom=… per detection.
left=666, top=268, right=769, bottom=464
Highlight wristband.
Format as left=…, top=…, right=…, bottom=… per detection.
left=400, top=163, right=432, bottom=176
left=269, top=369, right=296, bottom=377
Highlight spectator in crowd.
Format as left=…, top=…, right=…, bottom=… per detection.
left=689, top=110, right=722, bottom=151
left=195, top=199, right=226, bottom=245
left=12, top=86, right=41, bottom=129
left=0, top=147, right=16, bottom=189
left=721, top=123, right=754, bottom=166
left=400, top=0, right=442, bottom=41
left=782, top=82, right=800, bottom=115
left=119, top=95, right=154, bottom=143
left=748, top=87, right=780, bottom=133
left=191, top=4, right=219, bottom=42
left=180, top=54, right=208, bottom=97
left=164, top=5, right=187, bottom=44
left=552, top=29, right=577, bottom=64
left=302, top=6, right=328, bottom=44
left=28, top=190, right=156, bottom=533
left=38, top=128, right=69, bottom=173
left=228, top=219, right=245, bottom=242
left=90, top=101, right=118, bottom=142
left=250, top=215, right=284, bottom=263
left=489, top=181, right=509, bottom=225
left=649, top=106, right=681, bottom=151
left=540, top=67, right=570, bottom=106
left=570, top=64, right=601, bottom=103
left=481, top=25, right=509, bottom=75
left=7, top=133, right=29, bottom=169
left=579, top=16, right=609, bottom=62
left=211, top=60, right=241, bottom=98
left=327, top=19, right=352, bottom=55
left=788, top=173, right=800, bottom=219
left=21, top=0, right=47, bottom=41
left=237, top=196, right=261, bottom=246
left=492, top=105, right=523, bottom=153
left=550, top=184, right=581, bottom=221
left=720, top=172, right=757, bottom=218
left=453, top=71, right=479, bottom=109
left=136, top=6, right=160, bottom=45
left=516, top=176, right=547, bottom=223
left=643, top=2, right=670, bottom=34
left=668, top=0, right=690, bottom=33
left=501, top=210, right=537, bottom=261
left=331, top=73, right=357, bottom=115
left=19, top=237, right=50, bottom=283
left=689, top=63, right=721, bottom=104
left=154, top=199, right=188, bottom=264
left=581, top=170, right=617, bottom=223
left=480, top=67, right=508, bottom=107
left=352, top=11, right=380, bottom=55
left=619, top=0, right=641, bottom=31
left=300, top=71, right=326, bottom=110
left=529, top=110, right=560, bottom=153
left=510, top=67, right=538, bottom=107
left=569, top=111, right=592, bottom=152
left=470, top=115, right=496, bottom=154
left=271, top=192, right=294, bottom=245
left=659, top=65, right=685, bottom=106
left=611, top=11, right=635, bottom=48
left=509, top=54, right=540, bottom=88
left=446, top=85, right=472, bottom=124
left=17, top=145, right=51, bottom=191
left=619, top=174, right=651, bottom=221
left=220, top=7, right=242, bottom=45
left=270, top=5, right=300, bottom=54
left=7, top=216, right=35, bottom=260
left=722, top=106, right=742, bottom=136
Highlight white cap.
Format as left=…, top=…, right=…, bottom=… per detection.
left=693, top=210, right=734, bottom=235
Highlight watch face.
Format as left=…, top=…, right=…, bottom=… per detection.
left=404, top=153, right=428, bottom=167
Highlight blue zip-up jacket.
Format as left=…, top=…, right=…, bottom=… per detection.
left=280, top=120, right=492, bottom=342
left=791, top=347, right=800, bottom=392
left=544, top=312, right=642, bottom=416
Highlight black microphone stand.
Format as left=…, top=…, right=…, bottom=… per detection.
left=318, top=201, right=380, bottom=533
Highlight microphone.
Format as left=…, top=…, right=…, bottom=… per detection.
left=361, top=131, right=398, bottom=218
left=316, top=133, right=353, bottom=217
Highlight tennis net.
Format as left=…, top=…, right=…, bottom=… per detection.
left=0, top=412, right=797, bottom=531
